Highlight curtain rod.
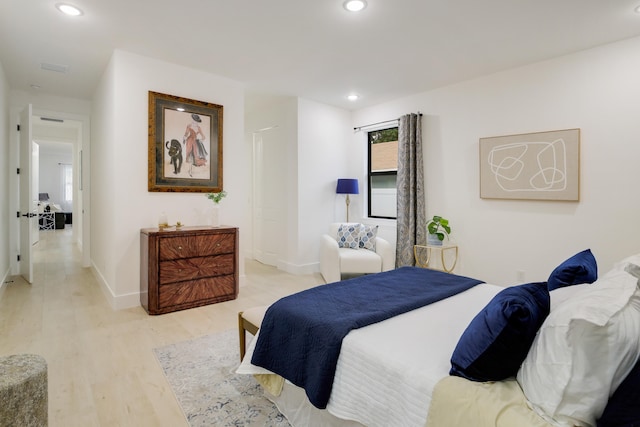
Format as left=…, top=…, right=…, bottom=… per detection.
left=353, top=119, right=398, bottom=132
left=353, top=112, right=422, bottom=132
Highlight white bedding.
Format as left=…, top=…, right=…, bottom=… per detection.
left=238, top=282, right=503, bottom=427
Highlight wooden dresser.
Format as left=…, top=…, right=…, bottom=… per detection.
left=140, top=226, right=239, bottom=315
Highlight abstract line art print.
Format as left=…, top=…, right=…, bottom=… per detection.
left=479, top=129, right=580, bottom=201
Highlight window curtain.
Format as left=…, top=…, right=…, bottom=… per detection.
left=395, top=113, right=425, bottom=267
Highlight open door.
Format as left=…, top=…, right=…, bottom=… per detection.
left=252, top=127, right=284, bottom=266
left=19, top=105, right=36, bottom=283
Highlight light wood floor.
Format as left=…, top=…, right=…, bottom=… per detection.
left=0, top=227, right=324, bottom=426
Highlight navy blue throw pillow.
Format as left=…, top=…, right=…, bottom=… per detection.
left=547, top=249, right=598, bottom=291
left=597, top=357, right=640, bottom=427
left=450, top=282, right=550, bottom=382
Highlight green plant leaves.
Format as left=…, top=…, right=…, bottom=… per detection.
left=427, top=215, right=451, bottom=239
left=206, top=191, right=227, bottom=204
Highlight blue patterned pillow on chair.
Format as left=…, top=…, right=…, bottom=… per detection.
left=359, top=224, right=378, bottom=251
left=337, top=224, right=361, bottom=249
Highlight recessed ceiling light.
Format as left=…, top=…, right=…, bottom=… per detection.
left=635, top=4, right=640, bottom=13
left=343, top=0, right=367, bottom=12
left=56, top=3, right=83, bottom=16
left=347, top=94, right=359, bottom=101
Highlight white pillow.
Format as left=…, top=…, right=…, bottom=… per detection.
left=549, top=283, right=591, bottom=311
left=517, top=266, right=640, bottom=427
left=613, top=253, right=640, bottom=273
left=359, top=224, right=378, bottom=251
left=337, top=223, right=362, bottom=249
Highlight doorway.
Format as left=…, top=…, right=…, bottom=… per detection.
left=32, top=115, right=80, bottom=248
left=36, top=140, right=73, bottom=231
left=251, top=126, right=285, bottom=267
left=13, top=107, right=91, bottom=281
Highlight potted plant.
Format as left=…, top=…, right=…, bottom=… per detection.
left=205, top=191, right=227, bottom=226
left=206, top=191, right=227, bottom=204
left=426, top=215, right=451, bottom=246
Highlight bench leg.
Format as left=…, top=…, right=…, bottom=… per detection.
left=238, top=311, right=246, bottom=361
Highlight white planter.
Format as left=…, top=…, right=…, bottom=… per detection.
left=427, top=233, right=443, bottom=246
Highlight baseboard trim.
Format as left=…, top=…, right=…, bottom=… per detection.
left=276, top=260, right=319, bottom=276
left=90, top=262, right=141, bottom=310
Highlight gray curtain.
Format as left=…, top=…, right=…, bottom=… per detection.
left=395, top=113, right=425, bottom=267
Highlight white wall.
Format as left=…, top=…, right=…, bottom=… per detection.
left=38, top=144, right=73, bottom=211
left=91, top=50, right=246, bottom=309
left=353, top=36, right=640, bottom=286
left=296, top=99, right=354, bottom=271
left=0, top=61, right=9, bottom=286
left=10, top=91, right=91, bottom=115
left=91, top=55, right=117, bottom=303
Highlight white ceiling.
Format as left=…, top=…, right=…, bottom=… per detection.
left=1, top=0, right=640, bottom=111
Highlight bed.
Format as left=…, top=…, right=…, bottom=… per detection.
left=237, top=250, right=640, bottom=427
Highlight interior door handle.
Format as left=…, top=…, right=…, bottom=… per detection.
left=21, top=213, right=37, bottom=218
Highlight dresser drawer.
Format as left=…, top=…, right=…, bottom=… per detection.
left=158, top=253, right=235, bottom=285
left=158, top=232, right=235, bottom=260
left=158, top=275, right=237, bottom=309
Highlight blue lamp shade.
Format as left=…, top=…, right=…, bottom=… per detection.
left=336, top=179, right=359, bottom=195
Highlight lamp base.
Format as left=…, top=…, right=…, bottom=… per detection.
left=345, top=194, right=351, bottom=222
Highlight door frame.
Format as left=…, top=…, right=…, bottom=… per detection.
left=9, top=107, right=91, bottom=274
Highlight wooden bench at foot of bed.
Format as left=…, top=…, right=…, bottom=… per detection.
left=238, top=306, right=268, bottom=360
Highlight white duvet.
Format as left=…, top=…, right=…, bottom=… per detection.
left=238, top=283, right=503, bottom=427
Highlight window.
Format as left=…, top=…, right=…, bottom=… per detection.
left=368, top=127, right=398, bottom=219
left=62, top=164, right=73, bottom=203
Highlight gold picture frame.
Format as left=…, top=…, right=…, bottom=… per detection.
left=148, top=91, right=223, bottom=192
left=479, top=128, right=580, bottom=201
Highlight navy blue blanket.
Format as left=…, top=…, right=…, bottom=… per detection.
left=251, top=266, right=483, bottom=408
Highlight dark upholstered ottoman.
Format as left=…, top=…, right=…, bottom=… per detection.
left=0, top=354, right=48, bottom=426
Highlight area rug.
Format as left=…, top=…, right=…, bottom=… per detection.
left=153, top=329, right=290, bottom=427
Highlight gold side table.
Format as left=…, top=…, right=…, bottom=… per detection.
left=414, top=244, right=458, bottom=273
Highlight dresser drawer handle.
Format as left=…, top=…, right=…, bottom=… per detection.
left=178, top=246, right=183, bottom=250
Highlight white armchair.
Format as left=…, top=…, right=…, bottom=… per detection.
left=320, top=222, right=394, bottom=284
